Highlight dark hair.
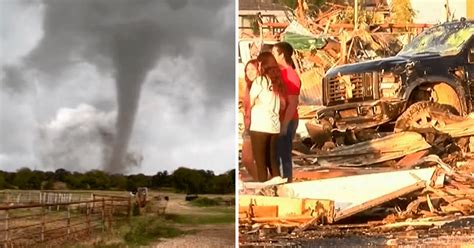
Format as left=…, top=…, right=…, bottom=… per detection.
left=244, top=59, right=258, bottom=88
left=273, top=42, right=296, bottom=69
left=256, top=52, right=285, bottom=96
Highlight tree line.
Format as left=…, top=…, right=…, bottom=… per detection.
left=0, top=167, right=235, bottom=194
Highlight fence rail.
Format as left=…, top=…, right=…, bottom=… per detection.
left=0, top=192, right=132, bottom=248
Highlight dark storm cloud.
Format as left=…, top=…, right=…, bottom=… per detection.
left=0, top=65, right=28, bottom=94
left=0, top=0, right=235, bottom=173
left=166, top=0, right=188, bottom=10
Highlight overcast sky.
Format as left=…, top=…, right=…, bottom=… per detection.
left=0, top=0, right=236, bottom=175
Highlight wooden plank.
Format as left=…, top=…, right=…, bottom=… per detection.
left=396, top=150, right=429, bottom=168
left=239, top=195, right=334, bottom=222
left=250, top=216, right=314, bottom=223
left=380, top=215, right=474, bottom=229
left=335, top=182, right=425, bottom=222
left=430, top=112, right=474, bottom=137
left=278, top=167, right=436, bottom=221
left=252, top=206, right=278, bottom=218
left=317, top=132, right=431, bottom=167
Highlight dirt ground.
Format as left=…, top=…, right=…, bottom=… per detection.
left=148, top=193, right=236, bottom=248
left=151, top=224, right=235, bottom=248
left=240, top=217, right=474, bottom=247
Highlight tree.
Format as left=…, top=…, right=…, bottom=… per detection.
left=0, top=172, right=7, bottom=189
left=171, top=167, right=206, bottom=193
left=13, top=168, right=41, bottom=189
left=54, top=168, right=71, bottom=182
left=65, top=172, right=86, bottom=189
left=126, top=173, right=150, bottom=192
left=83, top=170, right=111, bottom=190
left=109, top=174, right=128, bottom=190
left=390, top=0, right=415, bottom=24
left=151, top=171, right=172, bottom=189
left=0, top=167, right=235, bottom=193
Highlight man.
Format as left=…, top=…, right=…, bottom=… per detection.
left=271, top=42, right=301, bottom=182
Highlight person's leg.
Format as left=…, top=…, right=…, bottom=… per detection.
left=250, top=131, right=269, bottom=182
left=278, top=120, right=298, bottom=182
left=269, top=134, right=281, bottom=178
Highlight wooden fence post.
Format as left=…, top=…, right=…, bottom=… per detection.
left=111, top=199, right=114, bottom=216
left=128, top=197, right=132, bottom=218
left=56, top=193, right=60, bottom=211
left=107, top=199, right=112, bottom=231
left=4, top=209, right=9, bottom=247
left=41, top=206, right=45, bottom=242
left=48, top=193, right=52, bottom=212
left=92, top=194, right=95, bottom=214
left=101, top=198, right=105, bottom=232
left=67, top=204, right=71, bottom=239
left=86, top=202, right=91, bottom=237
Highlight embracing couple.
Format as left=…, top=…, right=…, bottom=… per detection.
left=242, top=42, right=301, bottom=183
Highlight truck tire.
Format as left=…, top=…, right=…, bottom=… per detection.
left=394, top=101, right=458, bottom=132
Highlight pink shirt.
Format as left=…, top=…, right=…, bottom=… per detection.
left=281, top=67, right=301, bottom=120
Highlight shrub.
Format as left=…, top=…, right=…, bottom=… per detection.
left=190, top=197, right=220, bottom=207
left=123, top=217, right=183, bottom=245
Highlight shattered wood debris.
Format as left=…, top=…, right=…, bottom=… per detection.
left=239, top=113, right=474, bottom=237
left=238, top=2, right=473, bottom=244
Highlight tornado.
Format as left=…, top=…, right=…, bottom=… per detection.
left=106, top=22, right=160, bottom=173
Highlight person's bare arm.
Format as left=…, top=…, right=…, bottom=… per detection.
left=243, top=86, right=251, bottom=130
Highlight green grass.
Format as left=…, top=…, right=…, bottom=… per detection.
left=194, top=206, right=235, bottom=214
left=60, top=193, right=235, bottom=247
left=190, top=197, right=221, bottom=207
left=164, top=213, right=235, bottom=225
left=64, top=208, right=235, bottom=248
left=66, top=216, right=187, bottom=248
left=189, top=196, right=234, bottom=207
left=123, top=217, right=185, bottom=246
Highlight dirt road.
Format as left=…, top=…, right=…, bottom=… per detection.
left=151, top=224, right=235, bottom=248
left=149, top=193, right=235, bottom=248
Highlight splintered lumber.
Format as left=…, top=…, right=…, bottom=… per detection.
left=277, top=167, right=436, bottom=222
left=412, top=155, right=455, bottom=175
left=396, top=150, right=429, bottom=168
left=379, top=215, right=474, bottom=229
left=317, top=132, right=431, bottom=167
left=430, top=112, right=474, bottom=137
left=240, top=205, right=278, bottom=219
left=239, top=195, right=334, bottom=223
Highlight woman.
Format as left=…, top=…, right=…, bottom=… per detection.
left=241, top=59, right=259, bottom=181
left=243, top=59, right=258, bottom=132
left=249, top=52, right=286, bottom=182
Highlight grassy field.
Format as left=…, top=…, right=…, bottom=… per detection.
left=65, top=191, right=235, bottom=248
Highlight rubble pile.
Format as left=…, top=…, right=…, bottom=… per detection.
left=239, top=1, right=474, bottom=246
left=239, top=114, right=474, bottom=245
left=259, top=2, right=430, bottom=107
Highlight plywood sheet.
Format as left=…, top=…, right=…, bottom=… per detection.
left=277, top=167, right=436, bottom=220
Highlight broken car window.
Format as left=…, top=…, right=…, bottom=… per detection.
left=398, top=24, right=473, bottom=56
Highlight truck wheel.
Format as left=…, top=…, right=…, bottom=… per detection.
left=394, top=101, right=458, bottom=132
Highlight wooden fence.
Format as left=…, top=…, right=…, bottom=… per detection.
left=0, top=190, right=94, bottom=207
left=0, top=193, right=132, bottom=248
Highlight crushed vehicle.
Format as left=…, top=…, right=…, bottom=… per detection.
left=306, top=19, right=474, bottom=146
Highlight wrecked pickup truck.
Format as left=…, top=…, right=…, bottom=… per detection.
left=306, top=19, right=474, bottom=146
